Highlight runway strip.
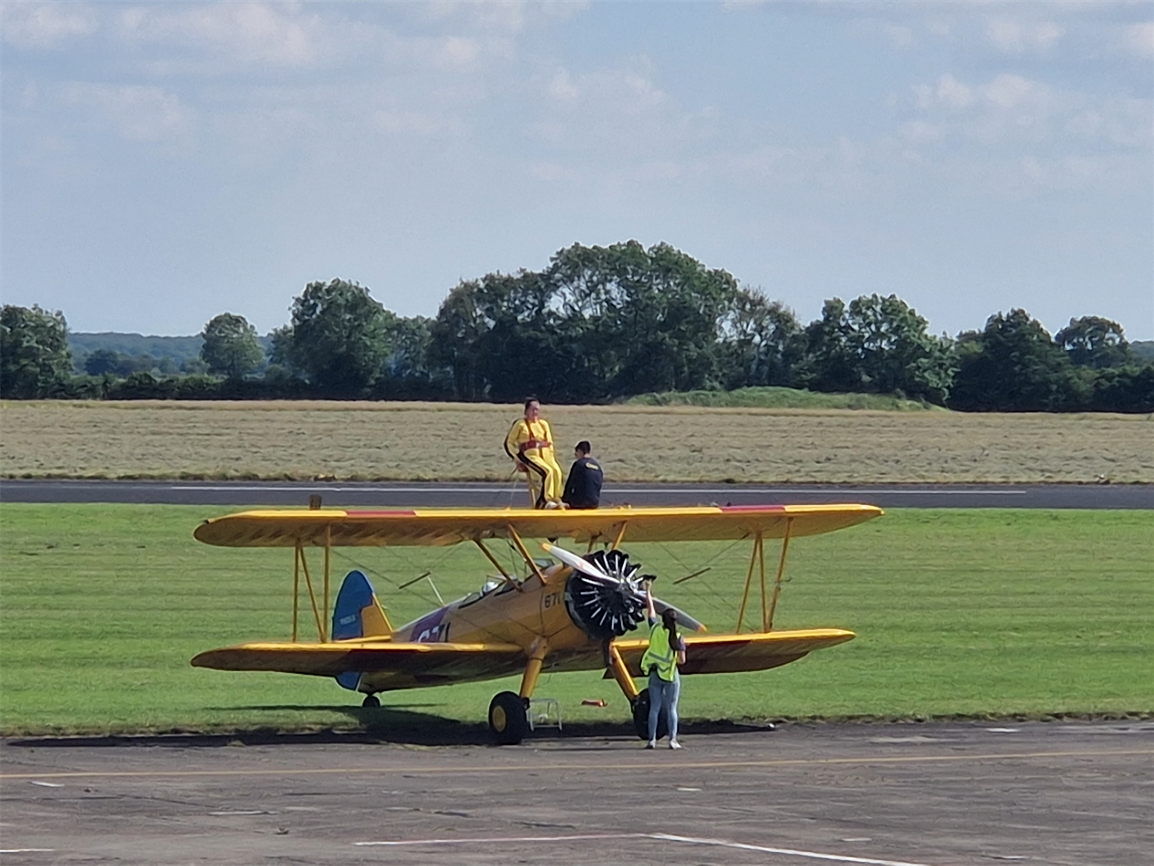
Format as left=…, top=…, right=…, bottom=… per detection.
left=3, top=478, right=1151, bottom=507
left=357, top=832, right=937, bottom=866
left=4, top=746, right=1147, bottom=780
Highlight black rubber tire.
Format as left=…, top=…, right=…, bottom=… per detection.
left=361, top=694, right=380, bottom=708
left=631, top=688, right=668, bottom=741
left=488, top=691, right=529, bottom=745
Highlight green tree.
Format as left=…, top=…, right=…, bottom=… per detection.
left=545, top=241, right=740, bottom=397
left=1055, top=316, right=1133, bottom=369
left=1089, top=363, right=1154, bottom=412
left=846, top=294, right=954, bottom=403
left=200, top=313, right=265, bottom=379
left=430, top=241, right=746, bottom=401
left=272, top=279, right=398, bottom=396
left=0, top=304, right=73, bottom=398
left=798, top=295, right=954, bottom=403
left=718, top=290, right=805, bottom=389
left=429, top=270, right=575, bottom=402
left=949, top=309, right=1077, bottom=411
left=797, top=298, right=862, bottom=394
left=83, top=348, right=122, bottom=376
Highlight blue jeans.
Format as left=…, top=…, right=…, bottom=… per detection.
left=648, top=670, right=680, bottom=742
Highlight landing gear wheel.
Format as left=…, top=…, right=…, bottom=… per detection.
left=361, top=694, right=380, bottom=708
left=631, top=688, right=668, bottom=741
left=488, top=691, right=529, bottom=745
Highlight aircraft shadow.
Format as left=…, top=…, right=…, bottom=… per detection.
left=5, top=705, right=776, bottom=749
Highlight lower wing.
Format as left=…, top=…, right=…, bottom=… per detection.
left=612, top=628, right=855, bottom=676
left=191, top=640, right=524, bottom=680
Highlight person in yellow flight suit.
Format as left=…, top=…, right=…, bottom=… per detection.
left=504, top=397, right=565, bottom=509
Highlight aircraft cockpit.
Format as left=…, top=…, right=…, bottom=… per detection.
left=460, top=575, right=518, bottom=607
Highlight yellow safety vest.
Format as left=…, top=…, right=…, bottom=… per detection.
left=640, top=620, right=678, bottom=682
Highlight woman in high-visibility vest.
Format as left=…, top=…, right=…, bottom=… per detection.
left=640, top=579, right=686, bottom=749
left=504, top=397, right=564, bottom=509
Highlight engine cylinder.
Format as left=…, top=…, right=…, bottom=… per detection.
left=563, top=549, right=647, bottom=640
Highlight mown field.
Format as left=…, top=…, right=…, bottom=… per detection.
left=1, top=399, right=1152, bottom=483
left=0, top=504, right=1149, bottom=736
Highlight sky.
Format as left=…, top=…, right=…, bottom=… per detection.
left=2, top=1, right=1152, bottom=341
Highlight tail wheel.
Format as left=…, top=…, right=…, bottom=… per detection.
left=631, top=688, right=669, bottom=741
left=488, top=691, right=529, bottom=745
left=361, top=694, right=380, bottom=708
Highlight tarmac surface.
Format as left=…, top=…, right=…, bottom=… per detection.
left=2, top=478, right=1152, bottom=509
left=2, top=720, right=1151, bottom=865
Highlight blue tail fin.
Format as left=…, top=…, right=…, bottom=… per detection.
left=332, top=570, right=392, bottom=691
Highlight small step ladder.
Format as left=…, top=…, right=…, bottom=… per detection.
left=529, top=697, right=562, bottom=731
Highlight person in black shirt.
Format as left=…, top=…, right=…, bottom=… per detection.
left=562, top=440, right=603, bottom=509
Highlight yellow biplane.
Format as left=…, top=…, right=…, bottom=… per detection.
left=191, top=503, right=881, bottom=744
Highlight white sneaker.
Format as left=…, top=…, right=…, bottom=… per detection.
left=669, top=740, right=681, bottom=750
left=543, top=501, right=561, bottom=510
left=645, top=740, right=656, bottom=749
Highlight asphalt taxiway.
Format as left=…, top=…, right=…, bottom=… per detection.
left=2, top=478, right=1151, bottom=508
left=2, top=720, right=1151, bottom=865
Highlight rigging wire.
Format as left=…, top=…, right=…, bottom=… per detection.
left=640, top=537, right=749, bottom=622
left=326, top=539, right=535, bottom=640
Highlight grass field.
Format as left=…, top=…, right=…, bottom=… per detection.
left=1, top=504, right=1149, bottom=736
left=1, top=400, right=1151, bottom=483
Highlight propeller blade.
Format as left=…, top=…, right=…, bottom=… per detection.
left=541, top=542, right=617, bottom=586
left=653, top=598, right=707, bottom=633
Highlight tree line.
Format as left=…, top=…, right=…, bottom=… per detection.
left=2, top=241, right=1151, bottom=412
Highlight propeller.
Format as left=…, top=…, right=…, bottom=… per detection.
left=652, top=599, right=707, bottom=633
left=541, top=543, right=706, bottom=639
left=541, top=542, right=622, bottom=588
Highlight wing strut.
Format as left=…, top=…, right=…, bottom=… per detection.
left=504, top=525, right=539, bottom=587
left=735, top=517, right=795, bottom=633
left=735, top=532, right=763, bottom=634
left=610, top=521, right=629, bottom=550
left=323, top=524, right=332, bottom=642
left=294, top=544, right=326, bottom=641
left=292, top=546, right=300, bottom=642
left=473, top=539, right=520, bottom=589
left=766, top=517, right=794, bottom=631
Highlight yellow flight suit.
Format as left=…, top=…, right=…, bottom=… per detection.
left=504, top=418, right=564, bottom=508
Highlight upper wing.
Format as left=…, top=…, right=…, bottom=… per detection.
left=611, top=628, right=855, bottom=676
left=194, top=504, right=882, bottom=548
left=191, top=640, right=525, bottom=681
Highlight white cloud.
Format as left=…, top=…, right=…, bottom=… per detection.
left=373, top=108, right=465, bottom=138
left=542, top=61, right=668, bottom=114
left=115, top=2, right=321, bottom=66
left=720, top=0, right=778, bottom=10
left=548, top=70, right=580, bottom=102
left=443, top=34, right=481, bottom=64
left=417, top=0, right=587, bottom=30
left=913, top=74, right=974, bottom=111
left=2, top=1, right=98, bottom=49
left=901, top=120, right=942, bottom=145
left=909, top=71, right=1151, bottom=152
left=1122, top=20, right=1153, bottom=58
left=882, top=24, right=914, bottom=48
left=1065, top=97, right=1154, bottom=149
left=62, top=83, right=193, bottom=142
left=985, top=17, right=1062, bottom=54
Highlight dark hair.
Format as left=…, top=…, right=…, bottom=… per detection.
left=661, top=607, right=680, bottom=651
left=575, top=440, right=591, bottom=454
left=524, top=397, right=539, bottom=410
